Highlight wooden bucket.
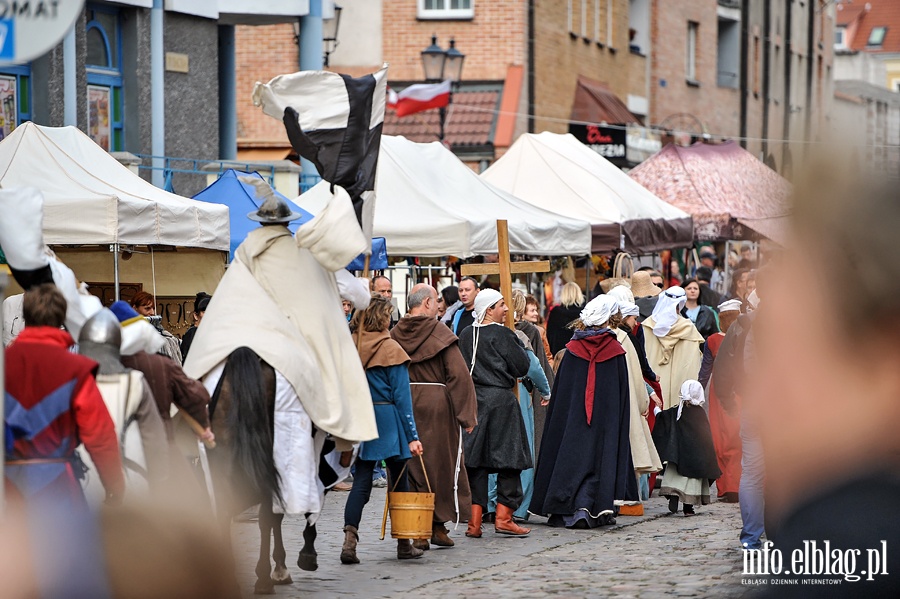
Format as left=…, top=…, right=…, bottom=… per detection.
left=380, top=454, right=435, bottom=540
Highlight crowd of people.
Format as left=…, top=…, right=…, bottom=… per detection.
left=5, top=181, right=899, bottom=596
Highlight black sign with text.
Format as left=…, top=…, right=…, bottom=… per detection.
left=569, top=123, right=627, bottom=165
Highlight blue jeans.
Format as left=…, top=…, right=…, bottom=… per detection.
left=739, top=414, right=766, bottom=549
left=344, top=458, right=408, bottom=529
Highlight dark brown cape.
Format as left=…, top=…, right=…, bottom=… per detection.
left=392, top=315, right=477, bottom=523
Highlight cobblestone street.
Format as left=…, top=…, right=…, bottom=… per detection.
left=233, top=491, right=748, bottom=598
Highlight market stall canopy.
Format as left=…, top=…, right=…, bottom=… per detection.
left=628, top=141, right=792, bottom=242
left=296, top=135, right=593, bottom=258
left=193, top=169, right=313, bottom=257
left=480, top=132, right=693, bottom=253
left=0, top=123, right=230, bottom=250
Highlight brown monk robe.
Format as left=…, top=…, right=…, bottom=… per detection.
left=392, top=284, right=478, bottom=550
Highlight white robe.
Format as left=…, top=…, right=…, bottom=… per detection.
left=615, top=328, right=663, bottom=474
left=184, top=225, right=377, bottom=444
left=641, top=316, right=705, bottom=409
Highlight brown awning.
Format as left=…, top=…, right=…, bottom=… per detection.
left=570, top=75, right=639, bottom=124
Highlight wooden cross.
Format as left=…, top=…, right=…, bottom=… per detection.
left=460, top=220, right=551, bottom=330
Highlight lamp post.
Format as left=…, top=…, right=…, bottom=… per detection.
left=323, top=4, right=343, bottom=67
left=420, top=36, right=465, bottom=143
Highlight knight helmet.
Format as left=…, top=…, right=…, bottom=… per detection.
left=78, top=308, right=126, bottom=374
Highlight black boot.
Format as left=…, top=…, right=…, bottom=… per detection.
left=668, top=495, right=679, bottom=514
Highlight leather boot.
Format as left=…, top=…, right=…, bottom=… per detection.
left=431, top=522, right=454, bottom=547
left=397, top=538, right=424, bottom=560
left=412, top=538, right=430, bottom=551
left=465, top=505, right=483, bottom=538
left=340, top=525, right=359, bottom=564
left=495, top=504, right=530, bottom=536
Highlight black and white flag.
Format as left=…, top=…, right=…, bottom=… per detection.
left=253, top=65, right=388, bottom=239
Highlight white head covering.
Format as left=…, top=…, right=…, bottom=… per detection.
left=650, top=286, right=686, bottom=337
left=717, top=298, right=742, bottom=313
left=618, top=300, right=639, bottom=318
left=472, top=288, right=504, bottom=324
left=747, top=289, right=760, bottom=311
left=677, top=379, right=705, bottom=420
left=580, top=295, right=618, bottom=327
left=606, top=285, right=635, bottom=305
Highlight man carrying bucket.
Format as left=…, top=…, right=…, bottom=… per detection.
left=343, top=295, right=425, bottom=564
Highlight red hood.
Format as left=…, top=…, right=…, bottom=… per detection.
left=12, top=326, right=75, bottom=349
left=565, top=329, right=625, bottom=425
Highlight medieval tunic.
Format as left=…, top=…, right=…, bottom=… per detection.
left=530, top=329, right=636, bottom=527
left=652, top=404, right=722, bottom=505
left=516, top=321, right=554, bottom=457
left=642, top=316, right=704, bottom=409
left=701, top=332, right=742, bottom=497
left=392, top=315, right=478, bottom=524
left=614, top=328, right=663, bottom=475
left=5, top=327, right=124, bottom=505
left=458, top=324, right=531, bottom=472
left=353, top=329, right=418, bottom=462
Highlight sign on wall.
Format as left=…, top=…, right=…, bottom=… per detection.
left=0, top=0, right=86, bottom=66
left=87, top=85, right=111, bottom=150
left=569, top=123, right=627, bottom=165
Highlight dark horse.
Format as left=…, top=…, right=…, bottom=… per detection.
left=208, top=347, right=322, bottom=595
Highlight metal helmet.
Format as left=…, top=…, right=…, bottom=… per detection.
left=78, top=308, right=126, bottom=374
left=242, top=175, right=302, bottom=224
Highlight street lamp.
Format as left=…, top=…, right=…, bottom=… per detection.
left=420, top=36, right=465, bottom=143
left=323, top=4, right=343, bottom=67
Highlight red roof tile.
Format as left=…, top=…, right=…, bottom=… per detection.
left=840, top=0, right=900, bottom=53
left=383, top=87, right=500, bottom=149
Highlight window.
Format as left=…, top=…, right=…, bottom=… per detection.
left=0, top=65, right=31, bottom=141
left=687, top=21, right=698, bottom=83
left=418, top=0, right=473, bottom=20
left=867, top=26, right=887, bottom=47
left=607, top=0, right=614, bottom=48
left=834, top=26, right=847, bottom=50
left=717, top=17, right=739, bottom=88
left=85, top=4, right=124, bottom=151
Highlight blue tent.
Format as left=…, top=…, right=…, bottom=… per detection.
left=192, top=169, right=313, bottom=258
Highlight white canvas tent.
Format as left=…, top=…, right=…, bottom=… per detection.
left=481, top=132, right=693, bottom=253
left=296, top=135, right=592, bottom=257
left=0, top=123, right=229, bottom=250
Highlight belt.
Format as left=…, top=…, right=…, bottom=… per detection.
left=372, top=401, right=392, bottom=405
left=6, top=457, right=73, bottom=466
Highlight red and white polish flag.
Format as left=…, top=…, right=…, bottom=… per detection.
left=387, top=80, right=451, bottom=117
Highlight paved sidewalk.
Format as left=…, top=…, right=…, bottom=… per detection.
left=233, top=491, right=747, bottom=598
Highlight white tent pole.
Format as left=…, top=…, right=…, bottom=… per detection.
left=112, top=244, right=121, bottom=301
left=0, top=271, right=7, bottom=511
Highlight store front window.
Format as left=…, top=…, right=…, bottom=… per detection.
left=86, top=4, right=123, bottom=151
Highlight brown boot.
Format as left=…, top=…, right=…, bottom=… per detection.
left=397, top=538, right=424, bottom=560
left=340, top=525, right=359, bottom=564
left=431, top=522, right=455, bottom=547
left=495, top=504, right=530, bottom=536
left=412, top=538, right=430, bottom=551
left=465, top=505, right=483, bottom=538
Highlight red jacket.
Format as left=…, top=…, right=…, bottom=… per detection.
left=5, top=326, right=125, bottom=504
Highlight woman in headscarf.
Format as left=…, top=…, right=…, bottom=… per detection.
left=651, top=380, right=721, bottom=516
left=342, top=295, right=424, bottom=564
left=529, top=295, right=636, bottom=529
left=641, top=287, right=704, bottom=409
left=608, top=299, right=663, bottom=516
left=458, top=290, right=532, bottom=537
left=485, top=291, right=552, bottom=524
left=698, top=299, right=743, bottom=502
